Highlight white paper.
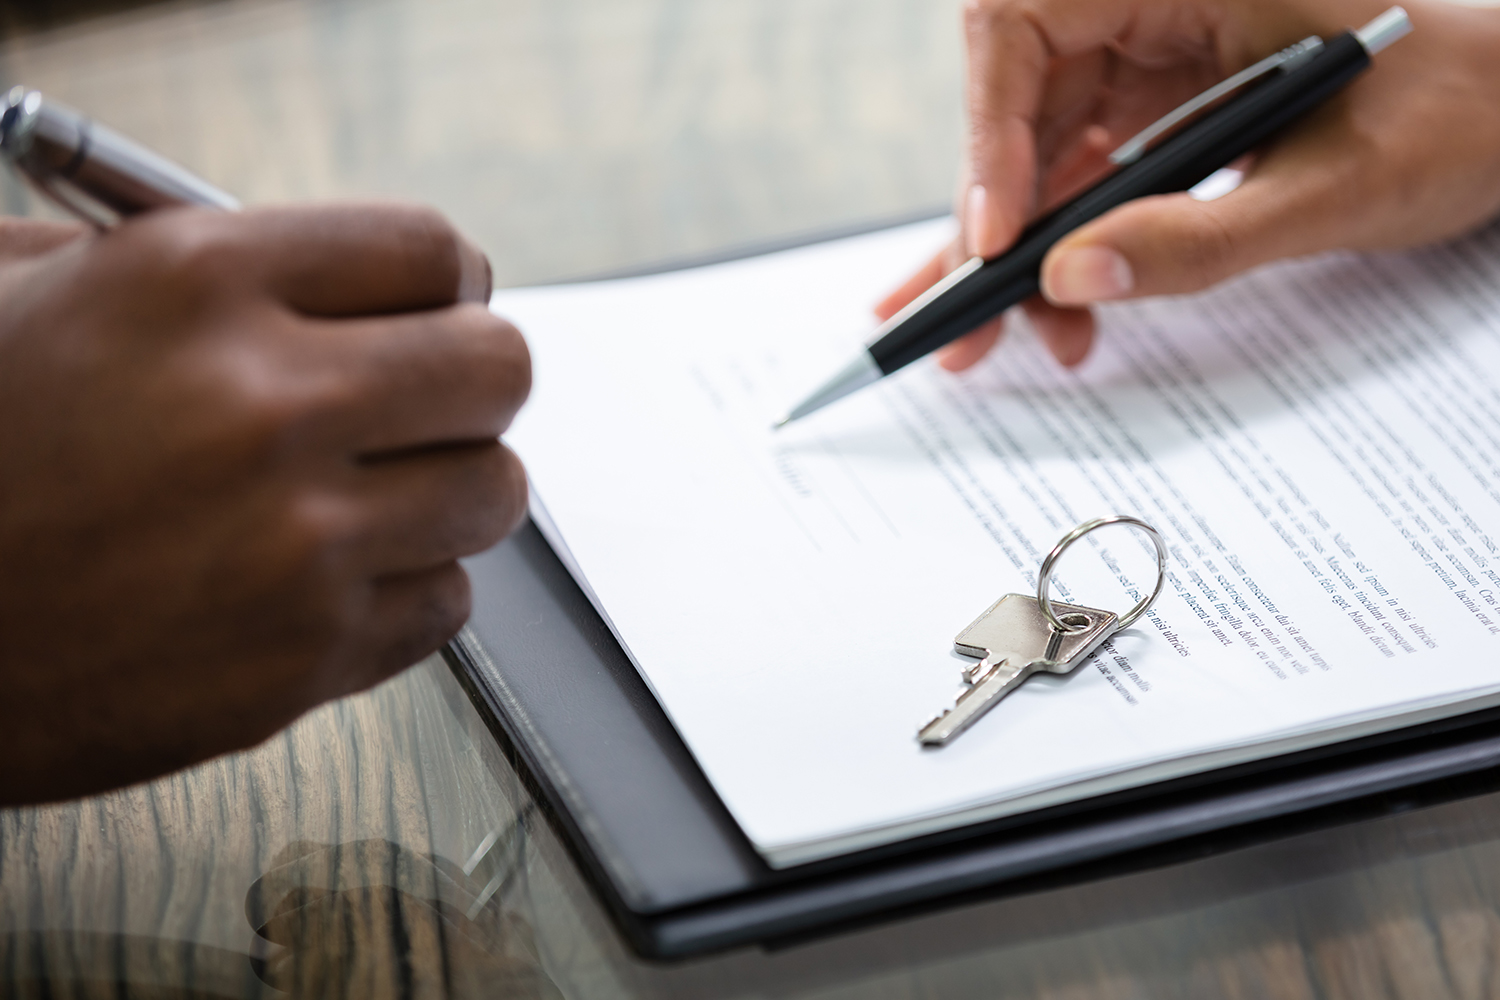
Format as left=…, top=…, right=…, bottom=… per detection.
left=499, top=218, right=1500, bottom=867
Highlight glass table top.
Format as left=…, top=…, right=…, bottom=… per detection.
left=6, top=0, right=1500, bottom=995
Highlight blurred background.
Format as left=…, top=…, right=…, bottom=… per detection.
left=0, top=0, right=963, bottom=285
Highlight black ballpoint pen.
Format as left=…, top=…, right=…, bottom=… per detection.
left=776, top=6, right=1412, bottom=428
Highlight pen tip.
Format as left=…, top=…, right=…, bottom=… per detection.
left=772, top=415, right=792, bottom=431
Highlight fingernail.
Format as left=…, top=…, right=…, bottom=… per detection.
left=457, top=236, right=493, bottom=304
left=1043, top=245, right=1133, bottom=305
left=965, top=185, right=995, bottom=258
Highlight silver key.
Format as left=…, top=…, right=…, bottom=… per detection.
left=918, top=594, right=1118, bottom=746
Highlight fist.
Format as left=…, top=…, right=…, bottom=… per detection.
left=0, top=205, right=530, bottom=804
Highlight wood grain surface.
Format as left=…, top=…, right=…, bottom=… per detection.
left=6, top=0, right=1500, bottom=997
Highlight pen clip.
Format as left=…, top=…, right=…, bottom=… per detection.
left=1108, top=35, right=1324, bottom=167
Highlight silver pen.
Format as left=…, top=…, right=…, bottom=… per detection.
left=0, top=86, right=238, bottom=227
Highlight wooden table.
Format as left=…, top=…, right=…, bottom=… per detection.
left=5, top=0, right=1500, bottom=996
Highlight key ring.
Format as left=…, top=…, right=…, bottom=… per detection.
left=1037, top=515, right=1168, bottom=633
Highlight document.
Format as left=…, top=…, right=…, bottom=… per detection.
left=498, top=218, right=1500, bottom=868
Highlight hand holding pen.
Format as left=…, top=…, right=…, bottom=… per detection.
left=0, top=90, right=532, bottom=804
left=888, top=0, right=1500, bottom=374
left=778, top=1, right=1500, bottom=425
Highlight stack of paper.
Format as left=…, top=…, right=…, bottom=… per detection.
left=499, top=218, right=1500, bottom=868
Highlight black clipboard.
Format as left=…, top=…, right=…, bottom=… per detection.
left=447, top=520, right=1500, bottom=960
left=444, top=218, right=1500, bottom=960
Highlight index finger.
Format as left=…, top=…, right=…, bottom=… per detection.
left=961, top=0, right=1218, bottom=256
left=238, top=202, right=491, bottom=316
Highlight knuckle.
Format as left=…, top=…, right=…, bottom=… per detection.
left=378, top=566, right=472, bottom=677
left=145, top=333, right=328, bottom=488
left=395, top=203, right=463, bottom=285
left=400, top=201, right=456, bottom=240
left=230, top=386, right=306, bottom=455
left=407, top=203, right=459, bottom=250
left=493, top=316, right=533, bottom=407
left=449, top=445, right=529, bottom=555
left=131, top=210, right=245, bottom=293
left=453, top=305, right=533, bottom=411
left=964, top=0, right=1030, bottom=45
left=492, top=445, right=530, bottom=537
left=252, top=493, right=364, bottom=656
left=426, top=565, right=473, bottom=637
left=280, top=493, right=361, bottom=583
left=962, top=0, right=1004, bottom=32
left=204, top=354, right=340, bottom=470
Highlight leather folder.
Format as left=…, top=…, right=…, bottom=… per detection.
left=446, top=518, right=1500, bottom=960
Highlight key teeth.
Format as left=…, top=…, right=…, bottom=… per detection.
left=920, top=708, right=950, bottom=730
left=917, top=708, right=953, bottom=744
